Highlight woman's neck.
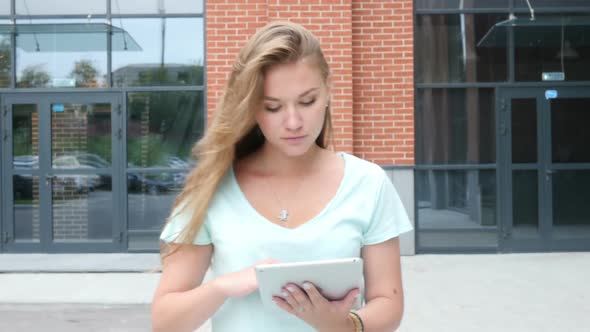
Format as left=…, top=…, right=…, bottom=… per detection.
left=257, top=144, right=324, bottom=177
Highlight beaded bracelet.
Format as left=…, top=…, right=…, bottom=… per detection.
left=348, top=311, right=365, bottom=332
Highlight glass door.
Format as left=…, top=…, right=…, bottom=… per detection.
left=1, top=93, right=122, bottom=252
left=498, top=87, right=590, bottom=252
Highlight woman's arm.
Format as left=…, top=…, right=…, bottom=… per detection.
left=152, top=243, right=274, bottom=332
left=358, top=237, right=406, bottom=331
left=151, top=243, right=224, bottom=332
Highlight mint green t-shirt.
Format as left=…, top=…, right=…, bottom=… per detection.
left=160, top=152, right=413, bottom=332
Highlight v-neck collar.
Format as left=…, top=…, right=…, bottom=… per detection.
left=229, top=152, right=348, bottom=232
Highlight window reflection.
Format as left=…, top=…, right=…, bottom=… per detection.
left=417, top=88, right=495, bottom=164
left=112, top=0, right=204, bottom=15
left=127, top=91, right=203, bottom=168
left=16, top=0, right=106, bottom=15
left=416, top=14, right=507, bottom=83
left=416, top=0, right=508, bottom=10
left=16, top=20, right=108, bottom=88
left=112, top=18, right=204, bottom=87
left=0, top=32, right=10, bottom=87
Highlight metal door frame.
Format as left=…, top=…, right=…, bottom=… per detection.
left=497, top=87, right=590, bottom=252
left=1, top=92, right=124, bottom=253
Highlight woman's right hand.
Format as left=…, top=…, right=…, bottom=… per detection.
left=213, top=258, right=278, bottom=298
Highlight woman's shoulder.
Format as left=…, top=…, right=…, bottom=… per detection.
left=340, top=151, right=388, bottom=181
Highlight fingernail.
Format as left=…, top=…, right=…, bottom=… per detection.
left=286, top=286, right=295, bottom=292
left=302, top=283, right=311, bottom=290
left=281, top=291, right=289, bottom=297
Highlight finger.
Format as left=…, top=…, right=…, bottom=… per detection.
left=335, top=288, right=361, bottom=310
left=285, top=284, right=311, bottom=311
left=302, top=282, right=328, bottom=308
left=272, top=296, right=297, bottom=315
left=281, top=287, right=304, bottom=312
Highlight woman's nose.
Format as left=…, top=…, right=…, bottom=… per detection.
left=284, top=106, right=303, bottom=130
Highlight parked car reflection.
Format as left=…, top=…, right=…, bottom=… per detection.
left=52, top=155, right=101, bottom=193
left=127, top=172, right=182, bottom=195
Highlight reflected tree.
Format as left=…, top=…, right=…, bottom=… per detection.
left=0, top=38, right=11, bottom=87
left=70, top=59, right=99, bottom=88
left=18, top=64, right=51, bottom=88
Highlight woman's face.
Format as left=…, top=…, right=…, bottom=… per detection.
left=256, top=59, right=330, bottom=157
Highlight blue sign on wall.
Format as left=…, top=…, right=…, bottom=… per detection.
left=545, top=90, right=558, bottom=100
left=52, top=104, right=65, bottom=112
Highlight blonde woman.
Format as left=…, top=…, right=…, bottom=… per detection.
left=151, top=22, right=412, bottom=332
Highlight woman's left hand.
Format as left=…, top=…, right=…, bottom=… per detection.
left=272, top=282, right=359, bottom=331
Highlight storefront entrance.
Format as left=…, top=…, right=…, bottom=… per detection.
left=1, top=93, right=123, bottom=252
left=497, top=87, right=590, bottom=252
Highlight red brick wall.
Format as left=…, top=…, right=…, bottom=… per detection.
left=206, top=0, right=414, bottom=166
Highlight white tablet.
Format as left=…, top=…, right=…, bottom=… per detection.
left=255, top=257, right=364, bottom=311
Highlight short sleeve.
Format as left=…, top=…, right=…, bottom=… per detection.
left=159, top=203, right=212, bottom=245
left=363, top=170, right=413, bottom=246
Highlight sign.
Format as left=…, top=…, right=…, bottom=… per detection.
left=545, top=90, right=558, bottom=100
left=52, top=104, right=65, bottom=112
left=542, top=72, right=565, bottom=81
left=52, top=78, right=76, bottom=87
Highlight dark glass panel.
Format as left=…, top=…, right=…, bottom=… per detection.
left=127, top=91, right=203, bottom=168
left=417, top=88, right=495, bottom=164
left=551, top=98, right=590, bottom=163
left=416, top=14, right=507, bottom=83
left=112, top=18, right=204, bottom=87
left=416, top=0, right=508, bottom=10
left=515, top=0, right=590, bottom=9
left=511, top=99, right=537, bottom=164
left=552, top=170, right=590, bottom=239
left=416, top=170, right=497, bottom=229
left=512, top=171, right=539, bottom=235
left=515, top=15, right=590, bottom=82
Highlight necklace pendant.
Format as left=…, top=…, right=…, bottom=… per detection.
left=278, top=209, right=289, bottom=222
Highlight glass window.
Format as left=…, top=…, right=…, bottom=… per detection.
left=16, top=0, right=106, bottom=15
left=553, top=170, right=590, bottom=239
left=13, top=175, right=40, bottom=242
left=51, top=174, right=113, bottom=241
left=515, top=0, right=590, bottom=9
left=12, top=104, right=39, bottom=169
left=127, top=91, right=204, bottom=168
left=111, top=0, right=204, bottom=15
left=511, top=99, right=537, bottom=164
left=416, top=88, right=495, bottom=165
left=416, top=170, right=498, bottom=249
left=112, top=18, right=204, bottom=87
left=416, top=14, right=507, bottom=83
left=127, top=171, right=184, bottom=231
left=416, top=0, right=508, bottom=10
left=515, top=15, right=590, bottom=82
left=16, top=19, right=107, bottom=88
left=551, top=98, right=590, bottom=163
left=0, top=22, right=10, bottom=87
left=0, top=1, right=10, bottom=15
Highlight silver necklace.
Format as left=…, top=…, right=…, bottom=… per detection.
left=264, top=171, right=307, bottom=223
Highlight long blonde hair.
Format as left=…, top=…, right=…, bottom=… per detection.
left=163, top=21, right=334, bottom=253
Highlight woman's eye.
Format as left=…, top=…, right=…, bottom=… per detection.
left=265, top=105, right=281, bottom=112
left=301, top=98, right=316, bottom=106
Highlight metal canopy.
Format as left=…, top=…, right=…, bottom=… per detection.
left=477, top=16, right=590, bottom=48
left=0, top=23, right=142, bottom=52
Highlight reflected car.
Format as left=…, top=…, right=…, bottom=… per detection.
left=52, top=155, right=101, bottom=192
left=127, top=172, right=180, bottom=195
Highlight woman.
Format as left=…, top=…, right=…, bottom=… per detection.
left=152, top=22, right=413, bottom=332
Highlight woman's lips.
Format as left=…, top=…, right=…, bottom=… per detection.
left=283, top=135, right=306, bottom=144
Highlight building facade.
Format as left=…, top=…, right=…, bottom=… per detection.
left=0, top=0, right=588, bottom=254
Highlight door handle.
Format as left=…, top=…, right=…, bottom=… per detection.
left=45, top=174, right=54, bottom=186
left=545, top=169, right=556, bottom=182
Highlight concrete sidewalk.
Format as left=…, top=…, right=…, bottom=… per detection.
left=1, top=253, right=589, bottom=331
